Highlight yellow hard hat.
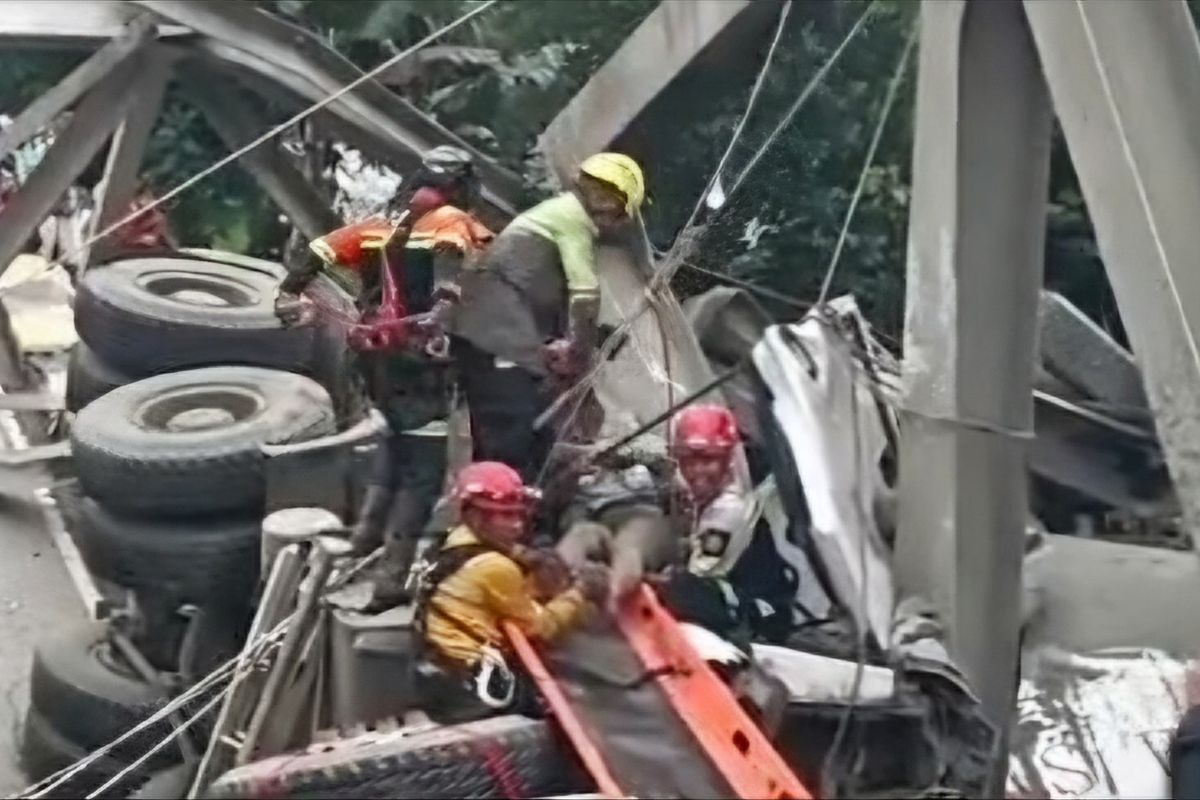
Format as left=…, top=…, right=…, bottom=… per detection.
left=578, top=152, right=646, bottom=216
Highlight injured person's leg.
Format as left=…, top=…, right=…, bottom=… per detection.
left=556, top=520, right=613, bottom=569
left=605, top=506, right=678, bottom=599
left=558, top=506, right=679, bottom=602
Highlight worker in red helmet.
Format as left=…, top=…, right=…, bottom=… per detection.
left=414, top=461, right=607, bottom=723
left=277, top=146, right=494, bottom=609
left=557, top=404, right=797, bottom=645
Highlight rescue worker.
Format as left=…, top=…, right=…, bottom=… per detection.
left=558, top=404, right=797, bottom=646
left=415, top=461, right=607, bottom=723
left=451, top=153, right=647, bottom=481
left=276, top=145, right=493, bottom=605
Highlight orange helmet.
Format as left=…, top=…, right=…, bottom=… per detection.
left=453, top=461, right=541, bottom=514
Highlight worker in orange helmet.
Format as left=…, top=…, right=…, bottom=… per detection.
left=414, top=461, right=608, bottom=723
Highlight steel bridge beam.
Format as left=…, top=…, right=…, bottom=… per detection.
left=895, top=0, right=1051, bottom=778
left=0, top=14, right=154, bottom=163
left=538, top=0, right=764, bottom=183
left=1023, top=0, right=1200, bottom=539
left=0, top=1, right=185, bottom=42
left=184, top=73, right=339, bottom=242
left=134, top=0, right=522, bottom=218
left=85, top=48, right=172, bottom=267
left=0, top=52, right=149, bottom=276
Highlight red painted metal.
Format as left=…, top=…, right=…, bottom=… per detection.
left=503, top=621, right=626, bottom=800
left=615, top=584, right=814, bottom=800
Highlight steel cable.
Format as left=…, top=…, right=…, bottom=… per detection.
left=816, top=22, right=918, bottom=307
left=86, top=689, right=227, bottom=799
left=537, top=1, right=881, bottom=452
left=20, top=620, right=290, bottom=799
left=57, top=0, right=501, bottom=268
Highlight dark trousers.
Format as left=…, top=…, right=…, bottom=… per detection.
left=1172, top=706, right=1200, bottom=799
left=370, top=428, right=448, bottom=546
left=454, top=338, right=554, bottom=483
left=415, top=657, right=542, bottom=725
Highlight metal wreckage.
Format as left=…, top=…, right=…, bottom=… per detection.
left=7, top=1, right=1200, bottom=799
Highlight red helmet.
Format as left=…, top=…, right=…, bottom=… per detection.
left=453, top=461, right=541, bottom=513
left=671, top=404, right=740, bottom=458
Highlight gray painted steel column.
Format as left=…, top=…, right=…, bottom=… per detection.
left=895, top=0, right=1050, bottom=765
left=1023, top=0, right=1200, bottom=540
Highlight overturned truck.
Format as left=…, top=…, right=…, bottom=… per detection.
left=17, top=224, right=995, bottom=799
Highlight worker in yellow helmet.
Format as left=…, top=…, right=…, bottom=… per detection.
left=449, top=153, right=646, bottom=482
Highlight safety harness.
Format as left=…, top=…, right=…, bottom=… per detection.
left=413, top=543, right=520, bottom=709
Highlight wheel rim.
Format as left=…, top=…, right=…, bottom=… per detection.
left=134, top=383, right=265, bottom=433
left=135, top=270, right=261, bottom=308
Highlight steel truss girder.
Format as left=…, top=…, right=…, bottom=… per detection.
left=0, top=48, right=153, bottom=276
left=1022, top=0, right=1200, bottom=538
left=132, top=0, right=522, bottom=217
left=183, top=71, right=339, bottom=242
left=0, top=13, right=154, bottom=163
left=900, top=0, right=1200, bottom=786
left=538, top=0, right=759, bottom=183
left=85, top=46, right=173, bottom=267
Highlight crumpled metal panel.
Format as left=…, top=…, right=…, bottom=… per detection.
left=752, top=315, right=895, bottom=649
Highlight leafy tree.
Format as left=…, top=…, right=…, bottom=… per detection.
left=0, top=0, right=1132, bottom=345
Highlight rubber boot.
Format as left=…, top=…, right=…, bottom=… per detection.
left=349, top=485, right=394, bottom=556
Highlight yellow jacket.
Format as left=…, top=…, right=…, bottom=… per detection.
left=423, top=526, right=588, bottom=668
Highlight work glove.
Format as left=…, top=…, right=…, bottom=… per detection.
left=541, top=294, right=601, bottom=379
left=541, top=337, right=587, bottom=379
left=575, top=562, right=612, bottom=606
left=412, top=298, right=455, bottom=360
left=274, top=290, right=314, bottom=327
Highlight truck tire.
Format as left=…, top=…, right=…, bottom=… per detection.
left=75, top=499, right=260, bottom=602
left=75, top=257, right=312, bottom=375
left=173, top=249, right=288, bottom=281
left=29, top=623, right=180, bottom=767
left=72, top=367, right=336, bottom=517
left=66, top=342, right=136, bottom=412
left=19, top=709, right=146, bottom=798
left=205, top=715, right=581, bottom=799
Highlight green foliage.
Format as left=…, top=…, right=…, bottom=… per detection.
left=141, top=87, right=287, bottom=257
left=0, top=0, right=1123, bottom=343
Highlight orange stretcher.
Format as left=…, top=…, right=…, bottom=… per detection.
left=504, top=584, right=813, bottom=800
